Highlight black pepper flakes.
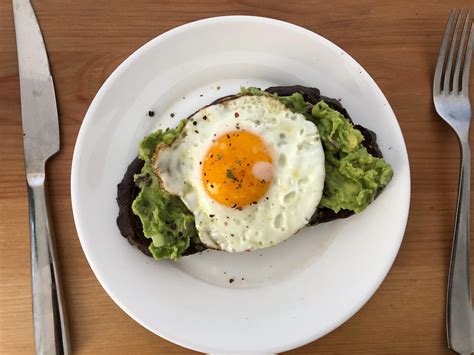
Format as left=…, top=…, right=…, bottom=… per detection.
left=229, top=278, right=234, bottom=284
left=203, top=115, right=207, bottom=120
left=194, top=130, right=199, bottom=134
left=234, top=112, right=239, bottom=118
left=170, top=112, right=175, bottom=118
left=193, top=121, right=197, bottom=126
left=148, top=110, right=155, bottom=117
left=209, top=214, right=215, bottom=218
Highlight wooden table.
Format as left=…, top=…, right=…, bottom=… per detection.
left=1, top=0, right=473, bottom=353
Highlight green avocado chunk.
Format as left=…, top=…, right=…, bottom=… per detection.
left=311, top=101, right=364, bottom=153
left=320, top=146, right=393, bottom=212
left=131, top=120, right=199, bottom=260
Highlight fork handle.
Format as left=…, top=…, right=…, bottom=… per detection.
left=28, top=173, right=70, bottom=355
left=447, top=140, right=474, bottom=354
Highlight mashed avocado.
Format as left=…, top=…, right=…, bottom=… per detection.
left=279, top=94, right=393, bottom=213
left=132, top=120, right=200, bottom=260
left=132, top=87, right=393, bottom=260
left=310, top=101, right=364, bottom=153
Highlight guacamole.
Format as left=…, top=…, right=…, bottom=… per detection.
left=131, top=121, right=200, bottom=260
left=129, top=87, right=393, bottom=261
left=309, top=100, right=393, bottom=212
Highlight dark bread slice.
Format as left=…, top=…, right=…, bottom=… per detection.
left=116, top=157, right=152, bottom=256
left=117, top=86, right=385, bottom=256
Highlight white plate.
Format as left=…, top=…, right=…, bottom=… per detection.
left=71, top=16, right=410, bottom=353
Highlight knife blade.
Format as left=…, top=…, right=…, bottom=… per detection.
left=13, top=0, right=59, bottom=173
left=12, top=1, right=70, bottom=354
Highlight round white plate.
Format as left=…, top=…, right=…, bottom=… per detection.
left=71, top=16, right=410, bottom=354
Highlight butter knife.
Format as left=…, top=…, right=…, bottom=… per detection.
left=12, top=0, right=70, bottom=354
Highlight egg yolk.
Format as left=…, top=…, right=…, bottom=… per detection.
left=202, top=130, right=273, bottom=208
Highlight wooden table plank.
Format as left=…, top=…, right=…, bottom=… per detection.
left=1, top=0, right=473, bottom=353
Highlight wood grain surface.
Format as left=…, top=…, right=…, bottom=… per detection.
left=1, top=0, right=474, bottom=353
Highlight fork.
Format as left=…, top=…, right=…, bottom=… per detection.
left=433, top=9, right=474, bottom=355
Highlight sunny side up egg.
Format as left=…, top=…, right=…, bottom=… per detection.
left=154, top=95, right=325, bottom=252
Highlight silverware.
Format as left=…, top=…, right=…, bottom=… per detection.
left=12, top=0, right=70, bottom=354
left=433, top=9, right=474, bottom=355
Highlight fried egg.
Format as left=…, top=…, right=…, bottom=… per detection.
left=154, top=94, right=325, bottom=252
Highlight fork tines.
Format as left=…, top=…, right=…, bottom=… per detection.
left=434, top=9, right=474, bottom=96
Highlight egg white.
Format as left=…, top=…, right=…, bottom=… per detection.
left=155, top=95, right=325, bottom=252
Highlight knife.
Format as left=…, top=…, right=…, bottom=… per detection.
left=12, top=0, right=70, bottom=354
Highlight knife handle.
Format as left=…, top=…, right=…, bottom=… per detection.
left=27, top=173, right=70, bottom=355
